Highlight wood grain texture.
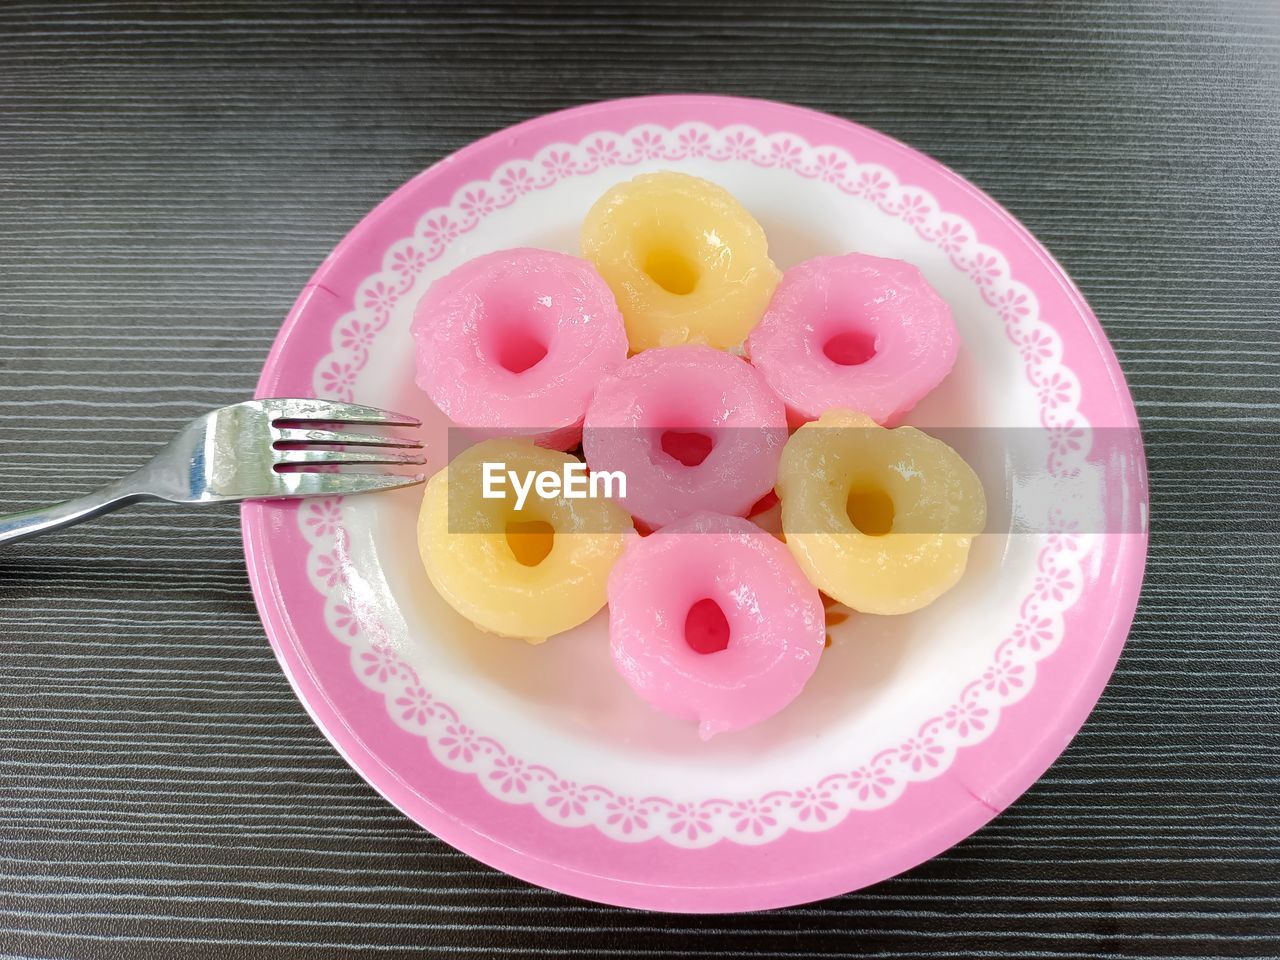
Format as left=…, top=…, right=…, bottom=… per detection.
left=1, top=1, right=1278, bottom=956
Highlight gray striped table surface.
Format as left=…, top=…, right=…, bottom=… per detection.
left=1, top=1, right=1278, bottom=957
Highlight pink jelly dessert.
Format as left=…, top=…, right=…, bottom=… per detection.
left=746, top=253, right=959, bottom=426
left=582, top=345, right=787, bottom=530
left=411, top=248, right=628, bottom=450
left=607, top=511, right=826, bottom=739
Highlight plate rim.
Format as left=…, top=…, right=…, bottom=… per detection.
left=242, top=93, right=1149, bottom=912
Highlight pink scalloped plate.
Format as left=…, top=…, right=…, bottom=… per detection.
left=242, top=95, right=1148, bottom=912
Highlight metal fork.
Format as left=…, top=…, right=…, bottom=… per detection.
left=0, top=398, right=426, bottom=546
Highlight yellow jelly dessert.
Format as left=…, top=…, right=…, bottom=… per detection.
left=580, top=171, right=781, bottom=351
left=776, top=410, right=986, bottom=615
left=418, top=438, right=632, bottom=643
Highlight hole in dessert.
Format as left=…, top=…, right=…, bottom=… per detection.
left=660, top=429, right=714, bottom=467
left=684, top=597, right=731, bottom=654
left=643, top=247, right=700, bottom=295
left=495, top=327, right=549, bottom=374
left=823, top=328, right=878, bottom=366
left=846, top=485, right=895, bottom=536
left=505, top=519, right=555, bottom=567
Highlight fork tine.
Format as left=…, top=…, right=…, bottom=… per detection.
left=276, top=450, right=427, bottom=467
left=274, top=427, right=423, bottom=448
left=272, top=471, right=427, bottom=498
left=262, top=398, right=421, bottom=427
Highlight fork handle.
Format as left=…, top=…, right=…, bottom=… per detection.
left=0, top=479, right=149, bottom=546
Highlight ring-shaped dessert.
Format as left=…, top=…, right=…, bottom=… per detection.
left=777, top=409, right=987, bottom=615
left=418, top=438, right=633, bottom=643
left=581, top=171, right=781, bottom=351
left=582, top=345, right=787, bottom=530
left=411, top=248, right=628, bottom=450
left=747, top=253, right=959, bottom=426
left=607, top=512, right=826, bottom=740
